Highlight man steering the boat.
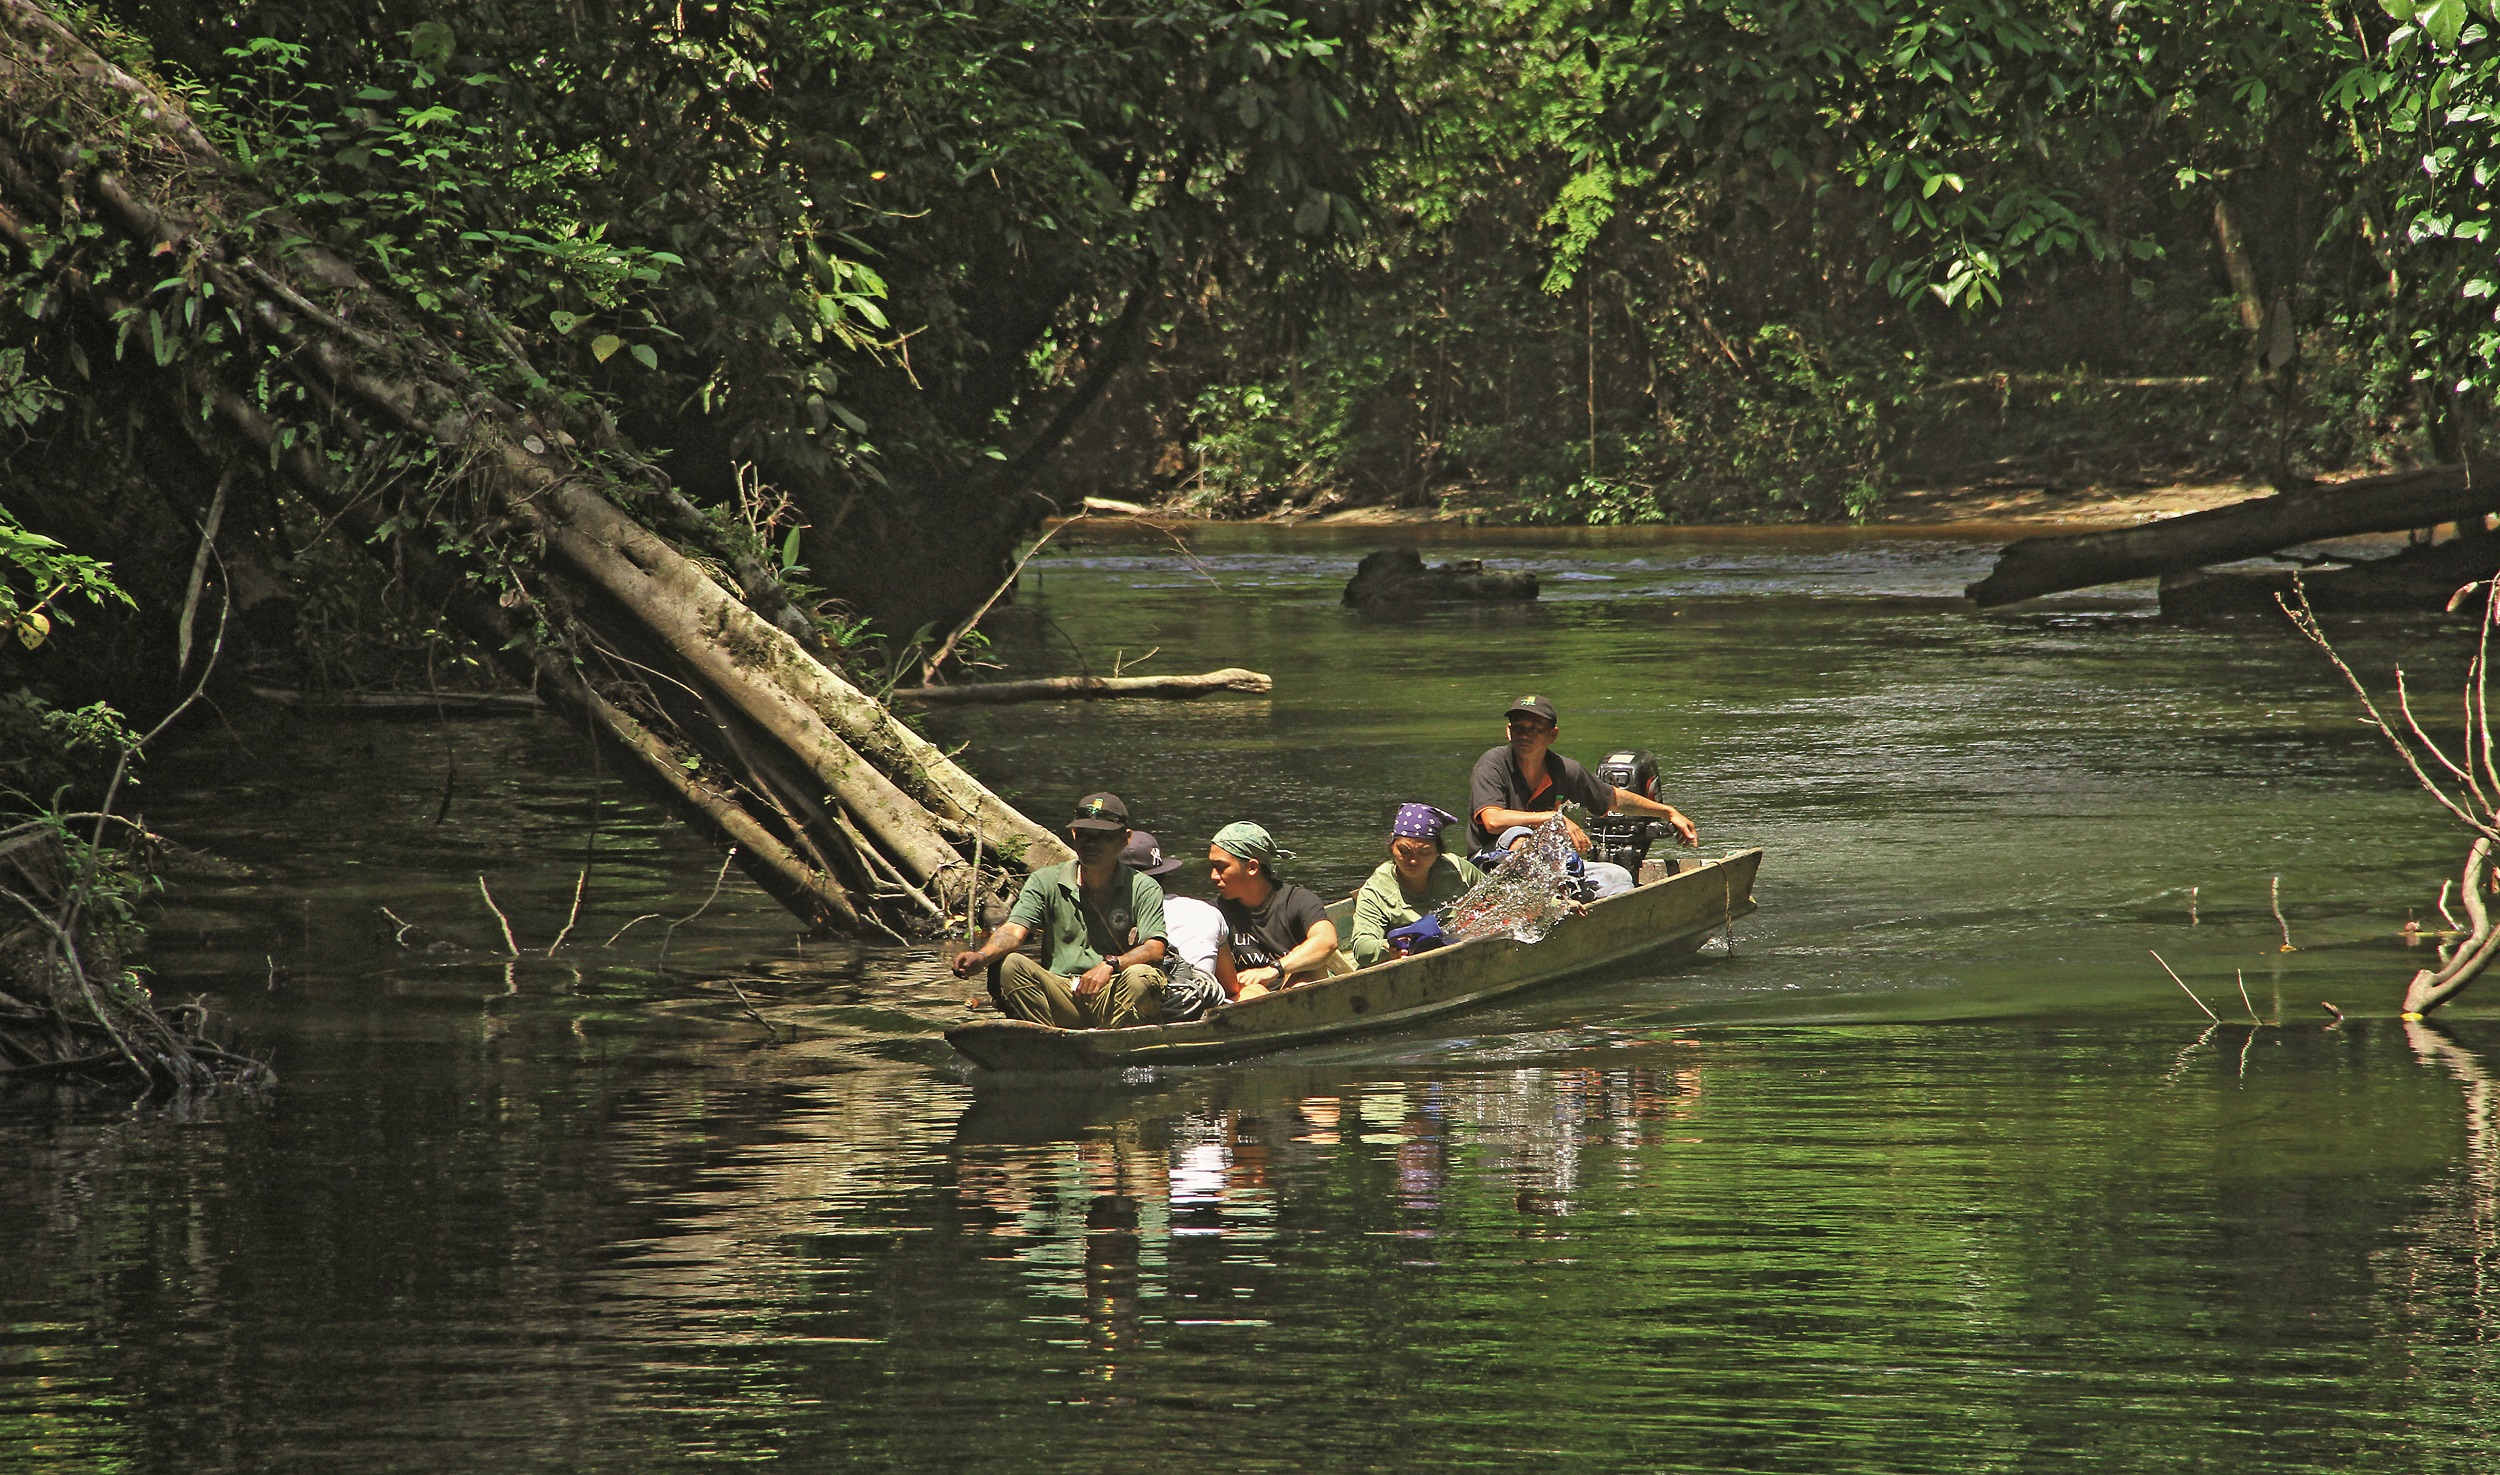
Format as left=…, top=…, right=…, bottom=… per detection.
left=1468, top=695, right=1698, bottom=891
left=948, top=791, right=1169, bottom=1029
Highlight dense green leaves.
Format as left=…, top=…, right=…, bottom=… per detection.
left=1122, top=0, right=2499, bottom=522
left=6, top=0, right=2496, bottom=628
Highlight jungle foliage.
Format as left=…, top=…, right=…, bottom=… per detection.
left=1090, top=0, right=2500, bottom=521
left=2, top=0, right=2497, bottom=785
left=0, top=0, right=1391, bottom=662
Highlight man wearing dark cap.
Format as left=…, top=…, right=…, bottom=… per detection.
left=1467, top=694, right=1698, bottom=860
left=1126, top=830, right=1228, bottom=1021
left=949, top=792, right=1169, bottom=1029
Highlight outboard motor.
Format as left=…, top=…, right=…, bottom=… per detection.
left=1588, top=748, right=1673, bottom=873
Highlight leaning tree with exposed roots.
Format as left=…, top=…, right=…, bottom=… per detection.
left=2283, top=574, right=2500, bottom=1016
left=0, top=0, right=1072, bottom=942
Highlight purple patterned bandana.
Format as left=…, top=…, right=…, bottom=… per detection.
left=1392, top=803, right=1460, bottom=841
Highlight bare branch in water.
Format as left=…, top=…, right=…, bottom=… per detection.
left=603, top=914, right=662, bottom=948
left=477, top=876, right=520, bottom=957
left=546, top=868, right=588, bottom=957
left=658, top=849, right=740, bottom=969
left=2278, top=580, right=2499, bottom=840
left=2150, top=950, right=2219, bottom=1022
left=2284, top=573, right=2500, bottom=1016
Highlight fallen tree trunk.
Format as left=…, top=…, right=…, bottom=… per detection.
left=0, top=0, right=1068, bottom=936
left=1966, top=461, right=2500, bottom=606
left=2158, top=528, right=2500, bottom=619
left=248, top=687, right=547, bottom=715
left=889, top=668, right=1274, bottom=706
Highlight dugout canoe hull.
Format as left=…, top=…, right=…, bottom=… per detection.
left=944, top=847, right=1762, bottom=1072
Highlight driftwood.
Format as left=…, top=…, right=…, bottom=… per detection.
left=1, top=822, right=271, bottom=1091
left=0, top=1, right=1069, bottom=936
left=1967, top=461, right=2500, bottom=606
left=2282, top=577, right=2500, bottom=1016
left=1344, top=546, right=1539, bottom=609
left=2159, top=530, right=2500, bottom=619
left=889, top=668, right=1273, bottom=706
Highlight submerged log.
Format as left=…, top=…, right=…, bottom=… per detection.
left=2158, top=531, right=2500, bottom=619
left=0, top=1, right=1068, bottom=936
left=1344, top=546, right=1539, bottom=609
left=890, top=668, right=1273, bottom=706
left=1967, top=461, right=2500, bottom=606
left=249, top=686, right=546, bottom=714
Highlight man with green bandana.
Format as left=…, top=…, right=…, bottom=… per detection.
left=1207, top=820, right=1339, bottom=1001
left=950, top=792, right=1169, bottom=1029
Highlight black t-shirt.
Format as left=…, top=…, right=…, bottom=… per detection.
left=1217, top=883, right=1330, bottom=972
left=1467, top=745, right=1617, bottom=851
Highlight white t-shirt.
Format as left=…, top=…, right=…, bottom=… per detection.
left=1161, top=896, right=1229, bottom=973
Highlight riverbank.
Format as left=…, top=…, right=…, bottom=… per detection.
left=1082, top=474, right=2283, bottom=539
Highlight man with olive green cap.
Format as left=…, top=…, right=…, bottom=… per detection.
left=1206, top=821, right=1338, bottom=1001
left=950, top=792, right=1169, bottom=1028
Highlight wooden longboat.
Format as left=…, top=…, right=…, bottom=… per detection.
left=944, top=847, right=1763, bottom=1072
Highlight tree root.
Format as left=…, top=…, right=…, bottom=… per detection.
left=0, top=830, right=273, bottom=1094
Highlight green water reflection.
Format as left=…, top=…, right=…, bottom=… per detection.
left=3, top=528, right=2496, bottom=1471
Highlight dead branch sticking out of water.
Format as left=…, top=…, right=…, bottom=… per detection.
left=2151, top=950, right=2221, bottom=1021
left=2282, top=575, right=2500, bottom=1016
left=0, top=822, right=271, bottom=1092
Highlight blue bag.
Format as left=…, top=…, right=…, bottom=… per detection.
left=1384, top=913, right=1450, bottom=957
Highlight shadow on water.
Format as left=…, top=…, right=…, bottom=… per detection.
left=5, top=526, right=2499, bottom=1471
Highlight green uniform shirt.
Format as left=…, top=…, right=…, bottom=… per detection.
left=1004, top=861, right=1168, bottom=977
left=1349, top=854, right=1487, bottom=966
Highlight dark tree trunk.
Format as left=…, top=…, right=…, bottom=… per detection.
left=1967, top=462, right=2500, bottom=606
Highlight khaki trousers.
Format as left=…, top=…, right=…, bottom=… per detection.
left=994, top=954, right=1163, bottom=1029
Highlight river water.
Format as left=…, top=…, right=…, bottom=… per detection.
left=4, top=526, right=2496, bottom=1470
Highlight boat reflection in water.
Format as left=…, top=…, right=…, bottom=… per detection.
left=944, top=1057, right=1708, bottom=1395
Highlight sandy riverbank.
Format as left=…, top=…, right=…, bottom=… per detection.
left=1079, top=475, right=2276, bottom=538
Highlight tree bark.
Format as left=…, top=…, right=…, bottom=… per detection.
left=2403, top=837, right=2499, bottom=1017
left=1966, top=461, right=2500, bottom=607
left=2158, top=526, right=2500, bottom=618
left=0, top=0, right=1068, bottom=934
left=889, top=668, right=1274, bottom=706
left=2212, top=198, right=2266, bottom=334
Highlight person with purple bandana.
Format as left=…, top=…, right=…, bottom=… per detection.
left=1348, top=803, right=1490, bottom=967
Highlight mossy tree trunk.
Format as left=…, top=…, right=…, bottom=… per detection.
left=0, top=0, right=1068, bottom=937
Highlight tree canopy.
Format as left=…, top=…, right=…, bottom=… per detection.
left=1075, top=0, right=2497, bottom=520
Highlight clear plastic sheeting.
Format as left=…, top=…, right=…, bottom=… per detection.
left=1443, top=813, right=1580, bottom=946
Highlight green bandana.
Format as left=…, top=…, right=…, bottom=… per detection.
left=1211, top=821, right=1295, bottom=869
